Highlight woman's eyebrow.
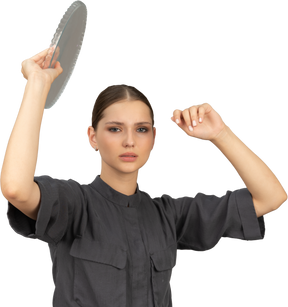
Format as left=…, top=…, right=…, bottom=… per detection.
left=105, top=121, right=152, bottom=126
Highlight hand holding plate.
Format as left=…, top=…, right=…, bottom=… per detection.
left=21, top=48, right=63, bottom=84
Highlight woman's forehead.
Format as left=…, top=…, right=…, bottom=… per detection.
left=102, top=100, right=152, bottom=121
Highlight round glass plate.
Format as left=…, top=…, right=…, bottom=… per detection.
left=42, top=1, right=87, bottom=108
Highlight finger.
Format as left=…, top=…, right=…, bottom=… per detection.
left=171, top=107, right=180, bottom=125
left=34, top=50, right=49, bottom=68
left=54, top=46, right=60, bottom=60
left=54, top=61, right=63, bottom=73
left=189, top=105, right=199, bottom=127
left=173, top=109, right=181, bottom=125
left=30, top=48, right=50, bottom=62
left=198, top=105, right=206, bottom=123
left=42, top=46, right=57, bottom=68
left=182, top=109, right=193, bottom=132
left=42, top=56, right=51, bottom=69
left=51, top=51, right=60, bottom=68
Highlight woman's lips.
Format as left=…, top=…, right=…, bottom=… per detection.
left=119, top=156, right=138, bottom=162
left=120, top=155, right=136, bottom=157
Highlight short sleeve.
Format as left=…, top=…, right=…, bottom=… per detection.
left=7, top=176, right=87, bottom=244
left=159, top=188, right=265, bottom=251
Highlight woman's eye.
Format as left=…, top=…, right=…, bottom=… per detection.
left=109, top=128, right=119, bottom=132
left=137, top=127, right=148, bottom=133
left=109, top=127, right=148, bottom=133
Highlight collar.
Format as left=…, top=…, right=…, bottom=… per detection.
left=89, top=175, right=141, bottom=208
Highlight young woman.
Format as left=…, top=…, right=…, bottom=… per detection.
left=1, top=49, right=287, bottom=307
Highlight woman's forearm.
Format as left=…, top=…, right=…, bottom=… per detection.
left=209, top=127, right=287, bottom=217
left=1, top=74, right=51, bottom=200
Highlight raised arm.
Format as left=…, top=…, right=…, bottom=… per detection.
left=168, top=101, right=288, bottom=217
left=0, top=45, right=62, bottom=216
left=1, top=73, right=50, bottom=220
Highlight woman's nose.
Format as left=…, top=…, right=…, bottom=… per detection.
left=124, top=131, right=135, bottom=144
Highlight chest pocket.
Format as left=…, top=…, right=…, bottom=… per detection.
left=70, top=237, right=127, bottom=307
left=150, top=243, right=177, bottom=307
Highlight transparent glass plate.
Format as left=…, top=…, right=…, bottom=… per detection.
left=43, top=0, right=91, bottom=112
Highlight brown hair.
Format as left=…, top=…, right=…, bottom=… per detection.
left=92, top=84, right=154, bottom=130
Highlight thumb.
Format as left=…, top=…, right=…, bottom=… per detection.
left=54, top=61, right=60, bottom=67
left=54, top=61, right=63, bottom=75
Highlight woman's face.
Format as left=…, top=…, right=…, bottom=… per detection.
left=88, top=99, right=156, bottom=177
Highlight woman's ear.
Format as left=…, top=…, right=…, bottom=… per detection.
left=154, top=125, right=159, bottom=137
left=87, top=126, right=98, bottom=150
left=152, top=125, right=159, bottom=153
